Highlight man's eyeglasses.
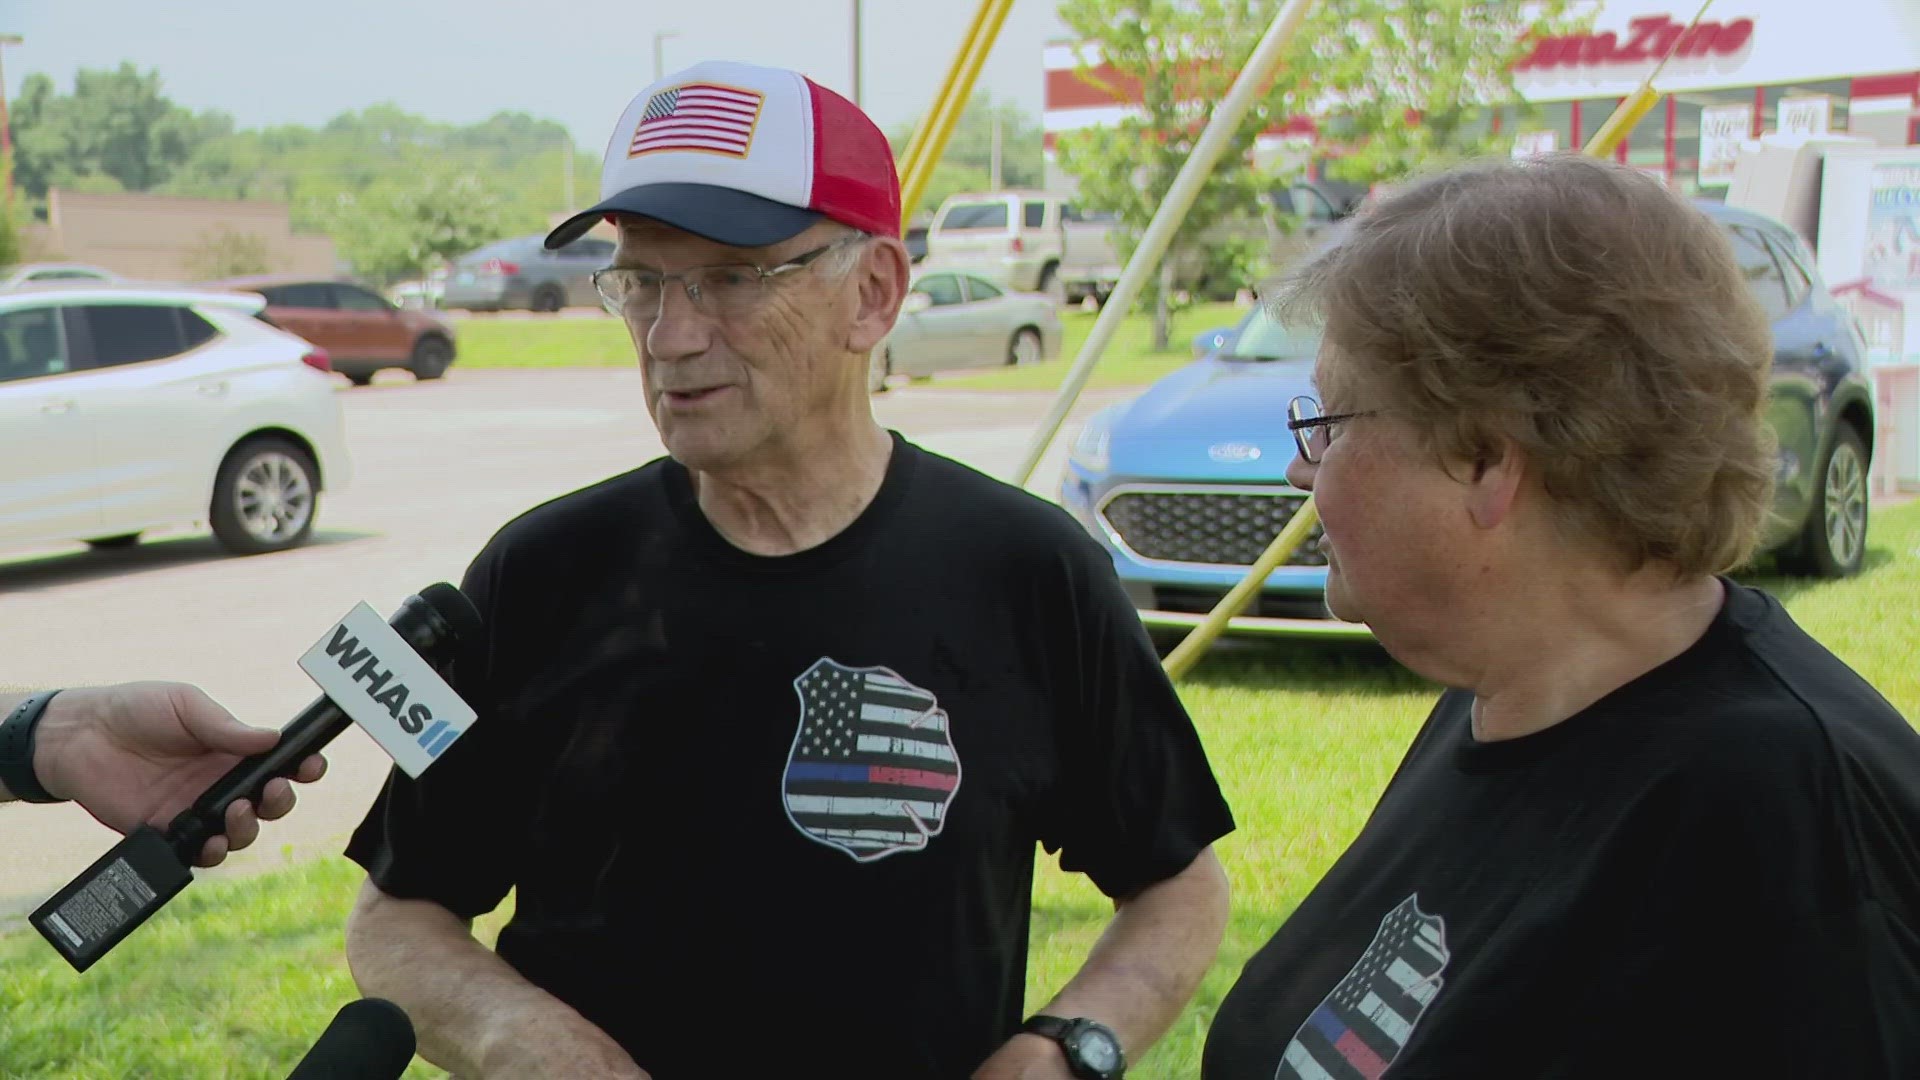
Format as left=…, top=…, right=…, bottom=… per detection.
left=591, top=234, right=866, bottom=319
left=1287, top=395, right=1376, bottom=464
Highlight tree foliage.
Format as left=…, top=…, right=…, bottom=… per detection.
left=1052, top=0, right=1574, bottom=348
left=889, top=91, right=1046, bottom=218
left=5, top=66, right=597, bottom=283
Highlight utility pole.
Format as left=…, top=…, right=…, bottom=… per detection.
left=0, top=33, right=22, bottom=214
left=990, top=111, right=1002, bottom=189
left=562, top=130, right=575, bottom=213
left=653, top=30, right=680, bottom=83
left=851, top=0, right=863, bottom=107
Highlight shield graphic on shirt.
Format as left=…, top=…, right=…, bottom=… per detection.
left=780, top=658, right=963, bottom=862
left=1275, top=894, right=1450, bottom=1080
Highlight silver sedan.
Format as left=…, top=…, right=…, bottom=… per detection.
left=872, top=270, right=1062, bottom=390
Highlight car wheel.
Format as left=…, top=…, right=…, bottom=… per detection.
left=1038, top=265, right=1065, bottom=306
left=868, top=347, right=891, bottom=394
left=210, top=439, right=319, bottom=556
left=411, top=337, right=453, bottom=381
left=1008, top=328, right=1043, bottom=367
left=1780, top=424, right=1869, bottom=577
left=84, top=533, right=140, bottom=550
left=345, top=372, right=374, bottom=387
left=531, top=285, right=565, bottom=313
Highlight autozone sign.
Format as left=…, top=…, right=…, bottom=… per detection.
left=1514, top=14, right=1756, bottom=71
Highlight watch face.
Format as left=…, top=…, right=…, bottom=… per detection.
left=1074, top=1028, right=1121, bottom=1074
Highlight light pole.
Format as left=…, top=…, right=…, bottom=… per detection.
left=851, top=0, right=862, bottom=107
left=653, top=30, right=680, bottom=83
left=0, top=33, right=22, bottom=214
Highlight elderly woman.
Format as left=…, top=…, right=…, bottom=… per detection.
left=1201, top=154, right=1920, bottom=1079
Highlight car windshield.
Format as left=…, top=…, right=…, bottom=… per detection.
left=940, top=202, right=1011, bottom=230
left=1224, top=307, right=1322, bottom=362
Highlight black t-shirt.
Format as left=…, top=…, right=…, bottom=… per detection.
left=344, top=432, right=1234, bottom=1079
left=1203, top=580, right=1920, bottom=1080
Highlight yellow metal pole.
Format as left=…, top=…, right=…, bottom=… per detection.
left=1158, top=4, right=1705, bottom=680
left=897, top=0, right=998, bottom=189
left=1013, top=0, right=1319, bottom=487
left=899, top=0, right=1016, bottom=224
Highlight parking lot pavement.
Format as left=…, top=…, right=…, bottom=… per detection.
left=0, top=370, right=1131, bottom=923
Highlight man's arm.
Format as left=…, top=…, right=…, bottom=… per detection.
left=345, top=880, right=650, bottom=1079
left=974, top=846, right=1230, bottom=1078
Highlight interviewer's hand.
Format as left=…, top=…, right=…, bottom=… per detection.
left=31, top=682, right=327, bottom=867
left=474, top=1006, right=652, bottom=1080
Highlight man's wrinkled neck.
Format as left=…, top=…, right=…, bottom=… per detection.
left=689, top=415, right=894, bottom=557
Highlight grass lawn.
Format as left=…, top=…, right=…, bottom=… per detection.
left=4, top=502, right=1916, bottom=1078
left=445, top=300, right=1251, bottom=392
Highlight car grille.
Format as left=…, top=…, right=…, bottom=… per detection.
left=1099, top=488, right=1328, bottom=567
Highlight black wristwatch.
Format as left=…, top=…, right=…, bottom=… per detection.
left=0, top=690, right=65, bottom=803
left=1021, top=1014, right=1125, bottom=1080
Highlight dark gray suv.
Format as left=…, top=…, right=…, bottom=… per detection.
left=441, top=233, right=615, bottom=313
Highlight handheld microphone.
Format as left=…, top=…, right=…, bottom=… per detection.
left=286, top=997, right=417, bottom=1079
left=28, top=583, right=483, bottom=973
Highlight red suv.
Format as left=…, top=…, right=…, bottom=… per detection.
left=205, top=275, right=458, bottom=386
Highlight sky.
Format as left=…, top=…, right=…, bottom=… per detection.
left=5, top=0, right=1070, bottom=150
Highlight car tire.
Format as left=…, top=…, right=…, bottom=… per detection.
left=410, top=336, right=454, bottom=381
left=1778, top=424, right=1870, bottom=578
left=1038, top=264, right=1065, bottom=306
left=345, top=372, right=374, bottom=387
left=531, top=285, right=565, bottom=313
left=1008, top=328, right=1043, bottom=367
left=84, top=533, right=140, bottom=550
left=868, top=347, right=891, bottom=394
left=209, top=439, right=319, bottom=556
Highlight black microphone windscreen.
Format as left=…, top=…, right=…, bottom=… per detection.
left=286, top=997, right=416, bottom=1079
left=419, top=580, right=484, bottom=644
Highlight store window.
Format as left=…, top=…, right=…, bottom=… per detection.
left=1760, top=79, right=1852, bottom=136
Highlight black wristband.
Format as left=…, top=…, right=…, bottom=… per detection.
left=0, top=690, right=66, bottom=804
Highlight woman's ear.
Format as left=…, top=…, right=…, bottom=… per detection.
left=1465, top=437, right=1526, bottom=531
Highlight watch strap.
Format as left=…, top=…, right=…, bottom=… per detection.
left=0, top=690, right=65, bottom=803
left=1021, top=1014, right=1071, bottom=1041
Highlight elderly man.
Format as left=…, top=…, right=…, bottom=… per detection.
left=342, top=61, right=1233, bottom=1080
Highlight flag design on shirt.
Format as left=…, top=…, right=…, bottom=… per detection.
left=1276, top=894, right=1450, bottom=1080
left=627, top=82, right=765, bottom=158
left=781, top=659, right=962, bottom=862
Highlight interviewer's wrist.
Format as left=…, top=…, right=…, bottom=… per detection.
left=0, top=689, right=67, bottom=804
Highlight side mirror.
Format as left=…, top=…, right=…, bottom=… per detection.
left=902, top=293, right=933, bottom=315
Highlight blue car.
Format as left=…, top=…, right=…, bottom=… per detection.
left=1059, top=200, right=1878, bottom=643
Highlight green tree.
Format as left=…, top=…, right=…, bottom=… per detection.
left=1054, top=0, right=1279, bottom=350
left=6, top=64, right=229, bottom=206
left=1053, top=0, right=1574, bottom=349
left=1280, top=0, right=1574, bottom=185
left=323, top=170, right=525, bottom=286
left=889, top=91, right=1046, bottom=219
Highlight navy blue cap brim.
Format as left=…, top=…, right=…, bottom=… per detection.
left=544, top=183, right=823, bottom=250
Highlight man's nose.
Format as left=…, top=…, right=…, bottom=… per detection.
left=644, top=283, right=710, bottom=361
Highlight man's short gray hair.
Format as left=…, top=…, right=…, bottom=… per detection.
left=821, top=228, right=874, bottom=278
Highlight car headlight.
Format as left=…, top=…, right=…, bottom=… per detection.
left=1071, top=406, right=1121, bottom=473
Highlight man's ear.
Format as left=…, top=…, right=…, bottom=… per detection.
left=1464, top=437, right=1526, bottom=531
left=847, top=238, right=911, bottom=356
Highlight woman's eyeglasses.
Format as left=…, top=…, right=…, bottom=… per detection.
left=1287, top=396, right=1377, bottom=464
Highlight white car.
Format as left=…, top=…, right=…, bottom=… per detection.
left=0, top=283, right=351, bottom=557
left=1, top=262, right=126, bottom=288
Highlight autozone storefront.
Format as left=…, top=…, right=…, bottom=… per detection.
left=1042, top=0, right=1920, bottom=197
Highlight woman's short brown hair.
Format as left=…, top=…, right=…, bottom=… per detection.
left=1271, top=153, right=1778, bottom=575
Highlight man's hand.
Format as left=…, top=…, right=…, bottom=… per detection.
left=31, top=682, right=327, bottom=867
left=472, top=1008, right=652, bottom=1080
left=972, top=1033, right=1075, bottom=1080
